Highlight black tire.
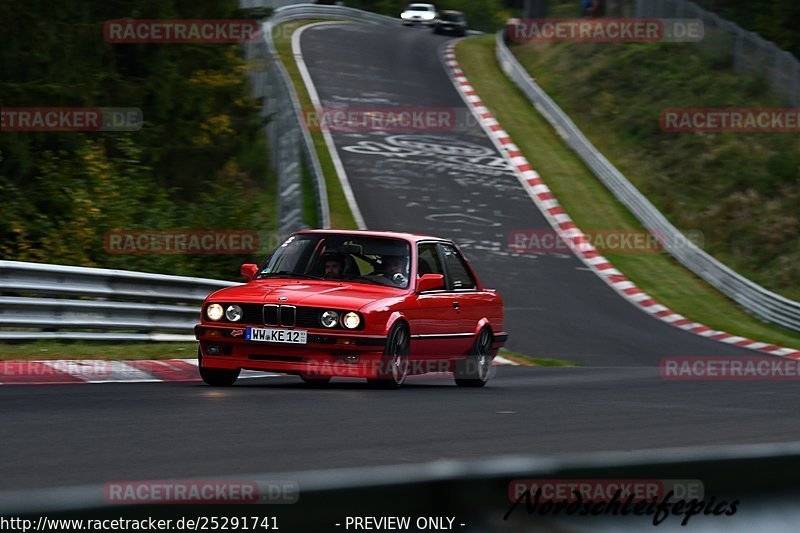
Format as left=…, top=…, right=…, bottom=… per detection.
left=454, top=328, right=493, bottom=387
left=367, top=323, right=410, bottom=389
left=300, top=375, right=332, bottom=386
left=198, top=348, right=240, bottom=386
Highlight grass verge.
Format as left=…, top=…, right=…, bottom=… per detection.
left=272, top=20, right=358, bottom=230
left=499, top=349, right=579, bottom=367
left=455, top=35, right=800, bottom=350
left=0, top=341, right=198, bottom=361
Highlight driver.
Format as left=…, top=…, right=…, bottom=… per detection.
left=320, top=252, right=345, bottom=279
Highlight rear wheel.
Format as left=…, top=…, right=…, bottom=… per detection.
left=367, top=323, right=410, bottom=389
left=198, top=348, right=240, bottom=386
left=454, top=328, right=493, bottom=387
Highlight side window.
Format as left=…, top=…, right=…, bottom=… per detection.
left=440, top=244, right=477, bottom=290
left=417, top=243, right=445, bottom=277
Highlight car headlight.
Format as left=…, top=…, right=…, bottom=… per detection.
left=321, top=310, right=339, bottom=328
left=422, top=12, right=435, bottom=19
left=401, top=12, right=410, bottom=19
left=225, top=304, right=243, bottom=322
left=206, top=303, right=224, bottom=321
left=342, top=312, right=361, bottom=329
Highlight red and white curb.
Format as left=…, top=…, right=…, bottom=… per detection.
left=443, top=42, right=800, bottom=361
left=0, top=359, right=281, bottom=385
left=0, top=356, right=518, bottom=385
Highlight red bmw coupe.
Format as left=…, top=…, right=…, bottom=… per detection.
left=195, top=230, right=507, bottom=388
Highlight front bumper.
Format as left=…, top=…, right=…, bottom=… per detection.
left=435, top=24, right=466, bottom=33
left=195, top=324, right=389, bottom=378
left=403, top=18, right=434, bottom=26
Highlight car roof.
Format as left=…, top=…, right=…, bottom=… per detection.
left=440, top=10, right=464, bottom=15
left=408, top=3, right=435, bottom=9
left=294, top=229, right=449, bottom=244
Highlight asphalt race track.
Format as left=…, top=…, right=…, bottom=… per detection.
left=296, top=23, right=762, bottom=367
left=2, top=368, right=800, bottom=491
left=1, top=23, right=798, bottom=492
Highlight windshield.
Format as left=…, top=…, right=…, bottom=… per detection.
left=407, top=4, right=433, bottom=11
left=258, top=234, right=412, bottom=288
left=441, top=13, right=464, bottom=22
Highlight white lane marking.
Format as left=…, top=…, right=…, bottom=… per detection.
left=292, top=22, right=367, bottom=229
left=46, top=360, right=162, bottom=384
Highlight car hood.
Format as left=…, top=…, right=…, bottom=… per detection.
left=207, top=279, right=404, bottom=310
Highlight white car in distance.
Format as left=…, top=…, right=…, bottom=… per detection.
left=400, top=3, right=437, bottom=26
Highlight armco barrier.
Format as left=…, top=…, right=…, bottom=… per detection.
left=242, top=3, right=402, bottom=235
left=0, top=261, right=237, bottom=340
left=0, top=6, right=433, bottom=342
left=496, top=28, right=800, bottom=332
left=2, top=441, right=800, bottom=527
left=244, top=2, right=478, bottom=233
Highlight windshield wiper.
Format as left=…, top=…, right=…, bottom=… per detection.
left=258, top=271, right=323, bottom=280
left=341, top=275, right=386, bottom=286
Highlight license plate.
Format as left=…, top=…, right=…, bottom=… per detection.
left=246, top=327, right=307, bottom=344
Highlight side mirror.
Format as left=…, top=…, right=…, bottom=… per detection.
left=240, top=263, right=259, bottom=281
left=417, top=273, right=444, bottom=293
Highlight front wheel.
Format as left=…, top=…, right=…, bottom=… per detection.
left=454, top=328, right=493, bottom=387
left=367, top=323, right=410, bottom=389
left=198, top=348, right=240, bottom=386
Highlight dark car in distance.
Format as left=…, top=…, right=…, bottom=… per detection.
left=433, top=10, right=467, bottom=36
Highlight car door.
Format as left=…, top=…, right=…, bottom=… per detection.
left=406, top=242, right=462, bottom=365
left=438, top=242, right=484, bottom=354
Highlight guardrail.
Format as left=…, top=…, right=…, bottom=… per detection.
left=244, top=3, right=480, bottom=234
left=242, top=8, right=327, bottom=234
left=269, top=3, right=482, bottom=33
left=496, top=28, right=800, bottom=332
left=635, top=0, right=799, bottom=107
left=241, top=3, right=403, bottom=235
left=3, top=441, right=800, bottom=526
left=0, top=261, right=237, bottom=340
left=270, top=3, right=403, bottom=26
left=0, top=6, right=456, bottom=343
